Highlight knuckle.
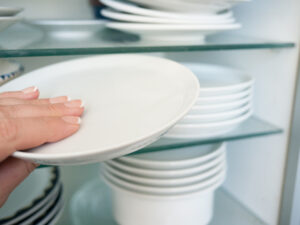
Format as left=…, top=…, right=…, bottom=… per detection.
left=47, top=104, right=61, bottom=115
left=0, top=118, right=18, bottom=142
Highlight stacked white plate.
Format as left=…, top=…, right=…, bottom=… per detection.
left=102, top=142, right=227, bottom=225
left=165, top=63, right=254, bottom=139
left=100, top=0, right=246, bottom=42
left=0, top=59, right=24, bottom=85
left=0, top=167, right=64, bottom=225
left=0, top=6, right=22, bottom=32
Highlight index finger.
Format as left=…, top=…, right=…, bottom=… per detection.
left=0, top=87, right=39, bottom=100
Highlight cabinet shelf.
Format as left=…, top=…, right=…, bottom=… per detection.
left=132, top=116, right=282, bottom=155
left=0, top=22, right=294, bottom=58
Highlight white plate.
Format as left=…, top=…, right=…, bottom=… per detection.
left=0, top=17, right=21, bottom=32
left=25, top=20, right=104, bottom=39
left=0, top=59, right=24, bottom=85
left=196, top=87, right=252, bottom=105
left=181, top=102, right=251, bottom=123
left=0, top=55, right=199, bottom=165
left=101, top=0, right=234, bottom=20
left=165, top=110, right=252, bottom=139
left=106, top=152, right=225, bottom=178
left=118, top=142, right=225, bottom=169
left=0, top=167, right=59, bottom=225
left=127, top=0, right=230, bottom=13
left=183, top=63, right=254, bottom=96
left=103, top=161, right=225, bottom=187
left=0, top=7, right=22, bottom=16
left=106, top=22, right=241, bottom=42
left=103, top=167, right=226, bottom=195
left=190, top=94, right=251, bottom=114
left=102, top=8, right=235, bottom=24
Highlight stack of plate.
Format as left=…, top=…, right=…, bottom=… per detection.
left=0, top=167, right=64, bottom=225
left=165, top=63, right=254, bottom=139
left=0, top=59, right=24, bottom=85
left=102, top=142, right=227, bottom=225
left=0, top=6, right=22, bottom=33
left=100, top=0, right=246, bottom=42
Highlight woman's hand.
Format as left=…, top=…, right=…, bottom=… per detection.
left=0, top=87, right=84, bottom=207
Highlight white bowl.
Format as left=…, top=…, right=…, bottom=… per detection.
left=165, top=110, right=252, bottom=139
left=118, top=142, right=225, bottom=170
left=189, top=94, right=252, bottom=114
left=196, top=87, right=252, bottom=105
left=103, top=171, right=225, bottom=225
left=106, top=152, right=225, bottom=178
left=183, top=63, right=254, bottom=97
left=103, top=161, right=225, bottom=187
left=103, top=167, right=225, bottom=195
left=0, top=17, right=22, bottom=33
left=181, top=102, right=251, bottom=124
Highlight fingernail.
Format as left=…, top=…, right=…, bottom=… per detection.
left=22, top=86, right=38, bottom=94
left=50, top=96, right=69, bottom=104
left=62, top=116, right=81, bottom=125
left=64, top=100, right=84, bottom=108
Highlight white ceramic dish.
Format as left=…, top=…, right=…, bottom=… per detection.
left=106, top=152, right=225, bottom=178
left=118, top=142, right=225, bottom=170
left=165, top=109, right=252, bottom=139
left=0, top=7, right=22, bottom=16
left=106, top=22, right=241, bottom=42
left=196, top=87, right=252, bottom=105
left=0, top=16, right=21, bottom=32
left=103, top=167, right=225, bottom=195
left=101, top=0, right=234, bottom=20
left=181, top=102, right=251, bottom=123
left=190, top=94, right=251, bottom=114
left=102, top=8, right=235, bottom=24
left=46, top=204, right=64, bottom=225
left=0, top=60, right=24, bottom=85
left=26, top=20, right=104, bottom=39
left=0, top=167, right=60, bottom=225
left=127, top=0, right=230, bottom=13
left=183, top=63, right=254, bottom=97
left=0, top=55, right=200, bottom=165
left=103, top=161, right=225, bottom=187
left=105, top=175, right=223, bottom=225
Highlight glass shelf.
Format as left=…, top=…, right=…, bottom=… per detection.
left=132, top=116, right=282, bottom=155
left=0, top=22, right=294, bottom=58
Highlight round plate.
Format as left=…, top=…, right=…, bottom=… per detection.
left=0, top=167, right=59, bottom=225
left=101, top=0, right=234, bottom=20
left=0, top=7, right=23, bottom=16
left=102, top=9, right=235, bottom=24
left=0, top=55, right=199, bottom=165
left=183, top=63, right=254, bottom=96
left=103, top=161, right=225, bottom=187
left=118, top=142, right=225, bottom=169
left=106, top=152, right=225, bottom=178
left=165, top=110, right=252, bottom=139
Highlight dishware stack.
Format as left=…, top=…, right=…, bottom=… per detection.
left=165, top=63, right=254, bottom=139
left=0, top=6, right=22, bottom=33
left=100, top=0, right=248, bottom=42
left=102, top=142, right=227, bottom=225
left=0, top=167, right=64, bottom=225
left=0, top=59, right=24, bottom=85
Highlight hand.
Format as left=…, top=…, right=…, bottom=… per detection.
left=0, top=87, right=84, bottom=207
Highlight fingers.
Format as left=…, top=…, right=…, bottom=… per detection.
left=0, top=116, right=81, bottom=161
left=0, top=157, right=37, bottom=207
left=0, top=100, right=84, bottom=118
left=0, top=86, right=39, bottom=100
left=0, top=96, right=69, bottom=106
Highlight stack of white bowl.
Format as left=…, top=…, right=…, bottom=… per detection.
left=100, top=0, right=247, bottom=43
left=0, top=59, right=24, bottom=85
left=165, top=63, right=254, bottom=139
left=0, top=6, right=22, bottom=33
left=0, top=167, right=64, bottom=225
left=102, top=142, right=227, bottom=225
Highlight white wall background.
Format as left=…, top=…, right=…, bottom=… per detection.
left=1, top=0, right=300, bottom=224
